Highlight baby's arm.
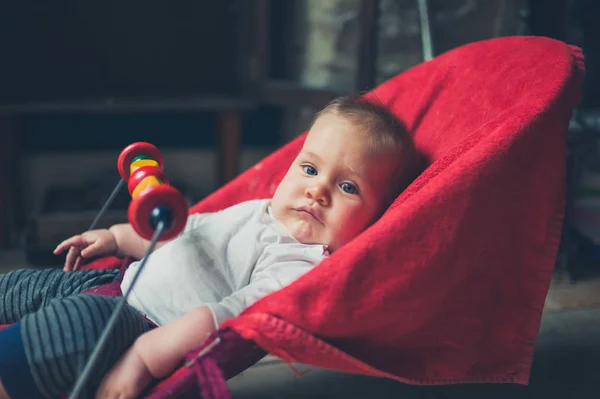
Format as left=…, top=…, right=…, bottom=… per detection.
left=108, top=223, right=168, bottom=260
left=96, top=306, right=216, bottom=398
left=135, top=306, right=216, bottom=377
left=54, top=223, right=173, bottom=271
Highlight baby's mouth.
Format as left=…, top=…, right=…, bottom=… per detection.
left=296, top=206, right=323, bottom=224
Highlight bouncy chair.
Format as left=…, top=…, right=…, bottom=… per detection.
left=0, top=35, right=586, bottom=398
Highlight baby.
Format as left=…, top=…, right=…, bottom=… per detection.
left=0, top=94, right=419, bottom=399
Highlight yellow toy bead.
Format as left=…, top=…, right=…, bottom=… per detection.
left=130, top=158, right=159, bottom=174
left=132, top=175, right=163, bottom=198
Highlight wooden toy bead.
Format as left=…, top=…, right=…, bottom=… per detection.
left=127, top=165, right=169, bottom=197
left=130, top=157, right=159, bottom=174
left=129, top=185, right=188, bottom=241
left=132, top=176, right=160, bottom=198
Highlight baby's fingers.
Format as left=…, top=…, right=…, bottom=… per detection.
left=63, top=246, right=81, bottom=272
left=54, top=236, right=86, bottom=255
left=80, top=241, right=106, bottom=259
left=72, top=255, right=83, bottom=272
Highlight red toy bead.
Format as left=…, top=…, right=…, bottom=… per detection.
left=127, top=166, right=169, bottom=197
left=128, top=184, right=188, bottom=241
left=117, top=142, right=164, bottom=181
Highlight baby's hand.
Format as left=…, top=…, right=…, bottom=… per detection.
left=54, top=229, right=118, bottom=272
left=95, top=346, right=153, bottom=399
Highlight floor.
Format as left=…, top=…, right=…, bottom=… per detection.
left=1, top=251, right=599, bottom=398
left=228, top=308, right=600, bottom=399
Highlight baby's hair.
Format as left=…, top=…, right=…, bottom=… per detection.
left=314, top=94, right=421, bottom=202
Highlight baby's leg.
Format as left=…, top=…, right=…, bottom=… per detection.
left=0, top=268, right=120, bottom=324
left=0, top=294, right=149, bottom=399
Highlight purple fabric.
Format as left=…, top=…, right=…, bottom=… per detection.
left=199, top=329, right=267, bottom=381
left=83, top=257, right=131, bottom=297
left=145, top=328, right=266, bottom=399
left=193, top=357, right=231, bottom=399
left=84, top=280, right=123, bottom=297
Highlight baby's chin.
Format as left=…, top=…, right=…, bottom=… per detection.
left=285, top=219, right=326, bottom=246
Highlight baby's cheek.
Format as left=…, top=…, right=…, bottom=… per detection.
left=330, top=218, right=357, bottom=240
left=341, top=211, right=372, bottom=237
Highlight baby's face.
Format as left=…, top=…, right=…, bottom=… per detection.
left=270, top=112, right=399, bottom=252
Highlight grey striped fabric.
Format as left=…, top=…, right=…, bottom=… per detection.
left=0, top=268, right=150, bottom=398
left=0, top=268, right=120, bottom=324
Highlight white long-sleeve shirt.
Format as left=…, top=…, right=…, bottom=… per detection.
left=120, top=199, right=328, bottom=328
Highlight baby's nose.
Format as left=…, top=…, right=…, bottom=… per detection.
left=306, top=184, right=330, bottom=206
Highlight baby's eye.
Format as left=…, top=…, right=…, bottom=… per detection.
left=340, top=182, right=357, bottom=194
left=303, top=165, right=317, bottom=176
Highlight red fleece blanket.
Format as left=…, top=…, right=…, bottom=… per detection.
left=2, top=36, right=584, bottom=394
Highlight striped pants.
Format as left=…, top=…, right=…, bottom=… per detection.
left=0, top=268, right=151, bottom=399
